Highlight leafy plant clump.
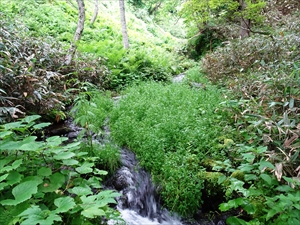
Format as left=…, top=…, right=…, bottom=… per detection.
left=213, top=145, right=300, bottom=224
left=109, top=77, right=227, bottom=215
left=198, top=8, right=300, bottom=223
left=0, top=13, right=110, bottom=122
left=0, top=115, right=121, bottom=225
left=71, top=91, right=121, bottom=175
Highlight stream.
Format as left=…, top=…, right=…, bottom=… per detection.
left=46, top=116, right=231, bottom=225
left=48, top=73, right=230, bottom=225
left=106, top=148, right=185, bottom=225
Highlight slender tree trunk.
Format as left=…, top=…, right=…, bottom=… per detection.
left=239, top=0, right=251, bottom=38
left=119, top=0, right=129, bottom=49
left=90, top=0, right=99, bottom=25
left=65, top=0, right=85, bottom=65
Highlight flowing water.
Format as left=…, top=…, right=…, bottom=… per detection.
left=57, top=115, right=229, bottom=225
left=107, top=148, right=186, bottom=225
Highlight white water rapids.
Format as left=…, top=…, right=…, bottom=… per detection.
left=107, top=149, right=185, bottom=225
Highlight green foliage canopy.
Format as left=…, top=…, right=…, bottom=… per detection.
left=180, top=0, right=266, bottom=30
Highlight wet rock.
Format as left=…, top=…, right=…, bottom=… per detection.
left=189, top=82, right=206, bottom=90
left=111, top=167, right=132, bottom=190
left=172, top=73, right=185, bottom=83
left=44, top=118, right=83, bottom=139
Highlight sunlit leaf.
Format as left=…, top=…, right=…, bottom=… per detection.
left=259, top=161, right=275, bottom=171
left=33, top=122, right=51, bottom=130
left=21, top=115, right=41, bottom=124
left=53, top=152, right=76, bottom=160
left=19, top=205, right=62, bottom=225
left=54, top=196, right=76, bottom=213
left=70, top=186, right=93, bottom=196
left=62, top=159, right=79, bottom=165
left=0, top=131, right=13, bottom=138
left=75, top=162, right=94, bottom=174
left=1, top=180, right=42, bottom=205
left=81, top=206, right=105, bottom=218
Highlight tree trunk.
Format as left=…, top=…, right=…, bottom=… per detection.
left=119, top=0, right=129, bottom=49
left=239, top=0, right=251, bottom=38
left=148, top=1, right=162, bottom=15
left=65, top=0, right=85, bottom=65
left=90, top=0, right=99, bottom=25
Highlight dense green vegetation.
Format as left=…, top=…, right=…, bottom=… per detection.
left=109, top=73, right=224, bottom=215
left=1, top=0, right=299, bottom=224
left=0, top=115, right=121, bottom=225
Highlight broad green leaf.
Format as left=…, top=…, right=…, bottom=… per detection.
left=46, top=136, right=67, bottom=147
left=260, top=173, right=272, bottom=185
left=230, top=179, right=245, bottom=191
left=259, top=161, right=275, bottom=171
left=33, top=122, right=51, bottom=130
left=75, top=162, right=94, bottom=174
left=247, top=187, right=263, bottom=196
left=81, top=206, right=105, bottom=218
left=62, top=159, right=79, bottom=166
left=94, top=168, right=108, bottom=175
left=0, top=173, right=8, bottom=182
left=2, top=159, right=23, bottom=172
left=6, top=171, right=22, bottom=185
left=70, top=186, right=93, bottom=196
left=276, top=185, right=293, bottom=192
left=80, top=195, right=96, bottom=204
left=0, top=157, right=14, bottom=170
left=219, top=202, right=230, bottom=211
left=76, top=152, right=88, bottom=157
left=3, top=121, right=24, bottom=130
left=0, top=139, right=22, bottom=151
left=244, top=174, right=257, bottom=181
left=21, top=115, right=41, bottom=124
left=39, top=172, right=65, bottom=193
left=243, top=203, right=256, bottom=214
left=53, top=152, right=76, bottom=160
left=62, top=141, right=81, bottom=149
left=0, top=131, right=13, bottom=138
left=18, top=205, right=43, bottom=216
left=217, top=175, right=227, bottom=184
left=37, top=167, right=52, bottom=177
left=54, top=196, right=76, bottom=213
left=1, top=180, right=41, bottom=205
left=239, top=164, right=254, bottom=173
left=255, top=146, right=267, bottom=154
left=19, top=205, right=61, bottom=225
left=266, top=208, right=278, bottom=221
left=87, top=177, right=101, bottom=188
left=19, top=137, right=44, bottom=151
left=226, top=216, right=248, bottom=225
left=0, top=183, right=9, bottom=191
left=97, top=190, right=120, bottom=199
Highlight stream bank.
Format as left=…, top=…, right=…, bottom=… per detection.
left=45, top=117, right=237, bottom=225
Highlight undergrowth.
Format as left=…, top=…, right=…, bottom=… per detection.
left=0, top=115, right=121, bottom=225
left=109, top=75, right=227, bottom=215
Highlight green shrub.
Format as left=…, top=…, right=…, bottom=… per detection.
left=0, top=14, right=110, bottom=118
left=213, top=145, right=300, bottom=224
left=0, top=115, right=120, bottom=225
left=94, top=143, right=121, bottom=175
left=109, top=81, right=226, bottom=215
left=201, top=32, right=300, bottom=84
left=71, top=90, right=113, bottom=134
